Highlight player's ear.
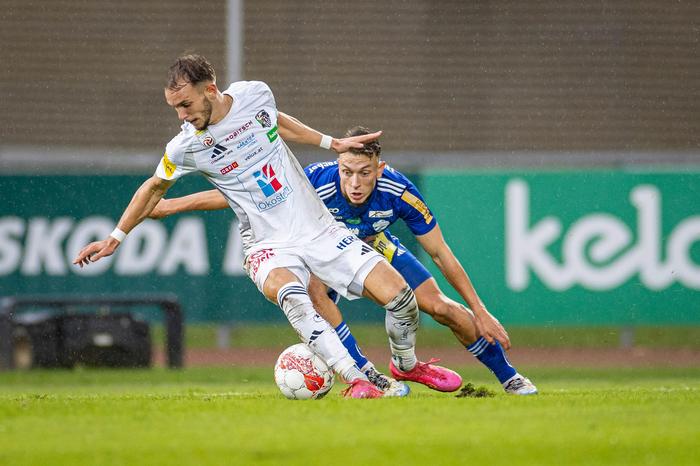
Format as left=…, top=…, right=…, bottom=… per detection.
left=203, top=82, right=218, bottom=99
left=377, top=160, right=386, bottom=177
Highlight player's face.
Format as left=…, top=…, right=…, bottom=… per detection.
left=337, top=153, right=385, bottom=206
left=164, top=82, right=213, bottom=130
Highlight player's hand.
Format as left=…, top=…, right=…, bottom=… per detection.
left=331, top=131, right=382, bottom=154
left=72, top=238, right=120, bottom=268
left=474, top=310, right=511, bottom=350
left=148, top=199, right=170, bottom=219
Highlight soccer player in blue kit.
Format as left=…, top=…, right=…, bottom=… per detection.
left=152, top=126, right=537, bottom=395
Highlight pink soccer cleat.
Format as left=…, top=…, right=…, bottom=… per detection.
left=390, top=358, right=463, bottom=392
left=341, top=379, right=385, bottom=399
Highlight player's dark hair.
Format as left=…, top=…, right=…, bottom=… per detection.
left=166, top=54, right=216, bottom=90
left=344, top=126, right=381, bottom=158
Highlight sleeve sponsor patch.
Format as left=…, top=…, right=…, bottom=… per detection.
left=162, top=152, right=177, bottom=179
left=370, top=232, right=398, bottom=262
left=400, top=191, right=433, bottom=224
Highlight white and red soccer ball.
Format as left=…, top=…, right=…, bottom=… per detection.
left=274, top=343, right=334, bottom=400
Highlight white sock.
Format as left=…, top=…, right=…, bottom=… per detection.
left=277, top=282, right=366, bottom=382
left=384, top=286, right=419, bottom=371
left=359, top=362, right=375, bottom=374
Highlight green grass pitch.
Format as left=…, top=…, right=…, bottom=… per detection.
left=1, top=367, right=698, bottom=466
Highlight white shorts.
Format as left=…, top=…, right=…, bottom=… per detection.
left=245, top=224, right=385, bottom=300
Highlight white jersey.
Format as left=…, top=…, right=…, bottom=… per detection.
left=155, top=81, right=335, bottom=255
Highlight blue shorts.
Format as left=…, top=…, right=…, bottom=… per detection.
left=327, top=235, right=432, bottom=303
left=391, top=244, right=432, bottom=290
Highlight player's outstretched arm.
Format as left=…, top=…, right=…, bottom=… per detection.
left=416, top=225, right=511, bottom=350
left=149, top=189, right=228, bottom=219
left=72, top=175, right=173, bottom=267
left=277, top=112, right=381, bottom=154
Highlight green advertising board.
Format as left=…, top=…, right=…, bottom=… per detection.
left=1, top=170, right=699, bottom=325
left=420, top=170, right=700, bottom=325
left=0, top=175, right=414, bottom=323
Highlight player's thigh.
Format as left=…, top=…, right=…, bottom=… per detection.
left=245, top=248, right=310, bottom=302
left=389, top=244, right=433, bottom=291
left=304, top=225, right=383, bottom=300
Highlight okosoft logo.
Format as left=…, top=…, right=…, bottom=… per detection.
left=505, top=179, right=700, bottom=291
left=254, top=164, right=283, bottom=197
left=253, top=163, right=292, bottom=211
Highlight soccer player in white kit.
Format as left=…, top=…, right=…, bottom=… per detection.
left=73, top=54, right=459, bottom=398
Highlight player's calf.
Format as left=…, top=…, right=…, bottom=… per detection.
left=383, top=285, right=419, bottom=371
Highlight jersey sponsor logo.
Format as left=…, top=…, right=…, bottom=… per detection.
left=306, top=161, right=337, bottom=175
left=236, top=133, right=257, bottom=150
left=256, top=185, right=292, bottom=211
left=360, top=244, right=373, bottom=255
left=211, top=143, right=229, bottom=163
left=372, top=220, right=390, bottom=232
left=250, top=162, right=293, bottom=211
left=212, top=144, right=228, bottom=157
left=401, top=191, right=433, bottom=224
left=254, top=164, right=283, bottom=197
left=162, top=152, right=176, bottom=179
left=244, top=146, right=264, bottom=161
left=220, top=161, right=240, bottom=175
left=371, top=232, right=398, bottom=262
left=266, top=125, right=278, bottom=143
left=246, top=248, right=275, bottom=279
left=346, top=218, right=361, bottom=225
left=328, top=208, right=340, bottom=213
left=369, top=209, right=393, bottom=218
left=336, top=235, right=358, bottom=250
left=255, top=110, right=272, bottom=128
left=224, top=120, right=254, bottom=142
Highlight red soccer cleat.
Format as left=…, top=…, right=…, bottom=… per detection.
left=390, top=358, right=463, bottom=392
left=341, top=379, right=385, bottom=399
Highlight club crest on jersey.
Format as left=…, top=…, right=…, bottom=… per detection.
left=372, top=220, right=390, bottom=232
left=255, top=110, right=272, bottom=128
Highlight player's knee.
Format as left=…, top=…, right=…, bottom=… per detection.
left=384, top=286, right=419, bottom=320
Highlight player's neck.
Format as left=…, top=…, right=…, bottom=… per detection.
left=209, top=94, right=233, bottom=126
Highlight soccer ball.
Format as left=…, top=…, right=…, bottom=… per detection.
left=274, top=343, right=335, bottom=400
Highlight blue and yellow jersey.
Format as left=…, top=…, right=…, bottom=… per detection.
left=305, top=161, right=436, bottom=259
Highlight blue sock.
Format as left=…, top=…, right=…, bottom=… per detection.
left=467, top=337, right=517, bottom=383
left=335, top=321, right=370, bottom=371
